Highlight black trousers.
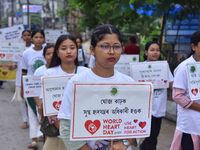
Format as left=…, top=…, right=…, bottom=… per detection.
left=140, top=116, right=162, bottom=150
left=181, top=133, right=194, bottom=150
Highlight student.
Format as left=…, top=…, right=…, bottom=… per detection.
left=13, top=30, right=32, bottom=129
left=140, top=41, right=173, bottom=150
left=33, top=44, right=54, bottom=120
left=170, top=31, right=200, bottom=150
left=21, top=30, right=46, bottom=149
left=42, top=35, right=88, bottom=150
left=58, top=24, right=135, bottom=150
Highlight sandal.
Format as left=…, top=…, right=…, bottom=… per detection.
left=28, top=141, right=38, bottom=149
left=37, top=136, right=44, bottom=142
left=20, top=122, right=29, bottom=129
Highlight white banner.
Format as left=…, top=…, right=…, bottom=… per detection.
left=71, top=82, right=153, bottom=141
left=23, top=75, right=41, bottom=98
left=44, top=29, right=68, bottom=44
left=130, top=61, right=169, bottom=89
left=187, top=63, right=200, bottom=100
left=42, top=75, right=73, bottom=116
left=115, top=54, right=139, bottom=75
left=0, top=41, right=25, bottom=80
left=0, top=41, right=25, bottom=61
left=0, top=24, right=24, bottom=41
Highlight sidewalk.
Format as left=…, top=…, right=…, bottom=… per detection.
left=0, top=81, right=176, bottom=150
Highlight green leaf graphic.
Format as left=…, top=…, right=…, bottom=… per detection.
left=190, top=66, right=196, bottom=73
left=111, top=87, right=118, bottom=96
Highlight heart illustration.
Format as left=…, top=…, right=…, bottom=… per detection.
left=133, top=119, right=138, bottom=123
left=52, top=100, right=62, bottom=111
left=163, top=80, right=167, bottom=83
left=0, top=53, right=5, bottom=58
left=139, top=121, right=146, bottom=129
left=2, top=71, right=8, bottom=76
left=191, top=88, right=198, bottom=96
left=85, top=120, right=101, bottom=135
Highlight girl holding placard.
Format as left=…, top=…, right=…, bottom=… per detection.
left=34, top=44, right=55, bottom=120
left=58, top=24, right=135, bottom=150
left=140, top=41, right=173, bottom=150
left=21, top=30, right=46, bottom=149
left=42, top=35, right=88, bottom=150
left=170, top=31, right=200, bottom=149
left=13, top=30, right=32, bottom=130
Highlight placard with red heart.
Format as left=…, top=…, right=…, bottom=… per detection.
left=85, top=120, right=101, bottom=135
left=52, top=100, right=62, bottom=111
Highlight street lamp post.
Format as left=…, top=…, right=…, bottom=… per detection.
left=27, top=0, right=30, bottom=29
left=51, top=0, right=55, bottom=29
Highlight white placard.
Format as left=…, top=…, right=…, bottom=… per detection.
left=187, top=63, right=200, bottom=100
left=0, top=41, right=25, bottom=61
left=45, top=29, right=68, bottom=44
left=23, top=75, right=41, bottom=97
left=42, top=75, right=73, bottom=116
left=115, top=54, right=139, bottom=75
left=71, top=82, right=153, bottom=141
left=130, top=61, right=169, bottom=89
left=0, top=24, right=24, bottom=41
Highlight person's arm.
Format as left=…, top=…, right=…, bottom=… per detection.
left=79, top=144, right=92, bottom=150
left=173, top=87, right=200, bottom=112
left=34, top=96, right=43, bottom=120
left=21, top=69, right=27, bottom=98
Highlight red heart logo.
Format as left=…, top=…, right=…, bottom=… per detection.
left=133, top=119, right=138, bottom=123
left=0, top=53, right=5, bottom=58
left=164, top=80, right=167, bottom=83
left=191, top=88, right=198, bottom=96
left=139, top=121, right=146, bottom=129
left=2, top=71, right=8, bottom=76
left=52, top=100, right=62, bottom=111
left=85, top=120, right=101, bottom=135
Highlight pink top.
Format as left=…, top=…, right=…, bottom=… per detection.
left=172, top=87, right=193, bottom=109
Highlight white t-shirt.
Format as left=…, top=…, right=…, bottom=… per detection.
left=58, top=69, right=134, bottom=120
left=34, top=65, right=47, bottom=76
left=88, top=55, right=95, bottom=68
left=44, top=65, right=89, bottom=76
left=152, top=65, right=173, bottom=117
left=173, top=56, right=200, bottom=135
left=21, top=47, right=45, bottom=75
left=15, top=46, right=32, bottom=87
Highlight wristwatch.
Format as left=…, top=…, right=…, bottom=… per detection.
left=122, top=140, right=129, bottom=149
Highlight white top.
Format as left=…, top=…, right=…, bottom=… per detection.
left=173, top=56, right=200, bottom=135
left=34, top=65, right=47, bottom=76
left=44, top=65, right=89, bottom=76
left=21, top=47, right=45, bottom=75
left=88, top=55, right=95, bottom=68
left=58, top=69, right=134, bottom=120
left=152, top=65, right=173, bottom=117
left=15, top=45, right=32, bottom=87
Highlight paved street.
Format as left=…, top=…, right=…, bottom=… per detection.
left=0, top=81, right=176, bottom=150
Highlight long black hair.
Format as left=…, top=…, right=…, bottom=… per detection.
left=49, top=34, right=79, bottom=68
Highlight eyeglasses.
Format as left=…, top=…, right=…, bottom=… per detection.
left=96, top=44, right=122, bottom=53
